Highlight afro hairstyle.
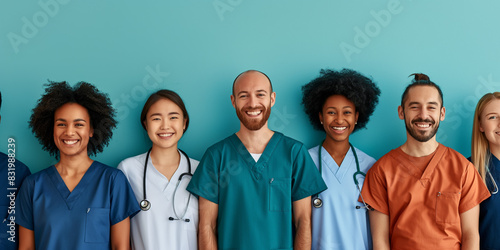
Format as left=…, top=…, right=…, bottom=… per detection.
left=301, top=68, right=381, bottom=133
left=29, top=81, right=117, bottom=157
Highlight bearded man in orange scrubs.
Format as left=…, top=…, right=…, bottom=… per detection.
left=361, top=73, right=490, bottom=250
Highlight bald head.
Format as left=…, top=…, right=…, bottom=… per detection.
left=232, top=70, right=273, bottom=96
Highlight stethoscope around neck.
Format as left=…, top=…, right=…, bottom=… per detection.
left=312, top=141, right=373, bottom=211
left=140, top=147, right=193, bottom=222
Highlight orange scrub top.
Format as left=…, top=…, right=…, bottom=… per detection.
left=361, top=144, right=490, bottom=249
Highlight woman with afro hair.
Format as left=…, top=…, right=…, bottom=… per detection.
left=302, top=69, right=380, bottom=250
left=16, top=81, right=140, bottom=250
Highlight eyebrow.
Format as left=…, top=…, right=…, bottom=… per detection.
left=237, top=89, right=268, bottom=96
left=55, top=118, right=88, bottom=123
left=149, top=112, right=180, bottom=117
left=408, top=101, right=440, bottom=106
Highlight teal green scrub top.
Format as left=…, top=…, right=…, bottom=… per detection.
left=187, top=132, right=327, bottom=250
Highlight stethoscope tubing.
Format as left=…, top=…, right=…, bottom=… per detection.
left=140, top=147, right=193, bottom=221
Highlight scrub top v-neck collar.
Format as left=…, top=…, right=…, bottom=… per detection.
left=320, top=146, right=355, bottom=184
left=229, top=132, right=282, bottom=180
left=146, top=150, right=187, bottom=201
left=48, top=161, right=97, bottom=210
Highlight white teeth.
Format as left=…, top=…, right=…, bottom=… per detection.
left=158, top=133, right=173, bottom=137
left=246, top=111, right=261, bottom=115
left=416, top=124, right=430, bottom=128
left=63, top=140, right=78, bottom=145
left=332, top=127, right=347, bottom=130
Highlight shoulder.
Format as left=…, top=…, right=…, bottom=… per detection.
left=352, top=146, right=376, bottom=163
left=93, top=161, right=127, bottom=180
left=205, top=135, right=235, bottom=152
left=117, top=152, right=147, bottom=172
left=308, top=145, right=320, bottom=156
left=367, top=148, right=400, bottom=174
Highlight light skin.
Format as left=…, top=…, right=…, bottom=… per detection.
left=144, top=98, right=187, bottom=180
left=370, top=85, right=479, bottom=250
left=199, top=71, right=313, bottom=250
left=479, top=99, right=500, bottom=159
left=319, top=95, right=359, bottom=166
left=18, top=103, right=131, bottom=250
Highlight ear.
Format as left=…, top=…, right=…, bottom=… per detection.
left=231, top=94, right=236, bottom=108
left=318, top=112, right=323, bottom=125
left=440, top=106, right=446, bottom=121
left=90, top=127, right=94, bottom=138
left=355, top=111, right=360, bottom=124
left=270, top=92, right=276, bottom=108
left=183, top=118, right=187, bottom=132
left=398, top=106, right=405, bottom=120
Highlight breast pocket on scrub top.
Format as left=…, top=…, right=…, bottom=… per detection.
left=435, top=192, right=460, bottom=225
left=85, top=207, right=110, bottom=243
left=269, top=178, right=291, bottom=212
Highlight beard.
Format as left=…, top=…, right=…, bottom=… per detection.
left=404, top=117, right=440, bottom=142
left=235, top=104, right=271, bottom=131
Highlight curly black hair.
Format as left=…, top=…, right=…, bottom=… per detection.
left=29, top=81, right=117, bottom=157
left=301, top=69, right=381, bottom=133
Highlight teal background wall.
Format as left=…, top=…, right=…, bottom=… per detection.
left=1, top=0, right=499, bottom=173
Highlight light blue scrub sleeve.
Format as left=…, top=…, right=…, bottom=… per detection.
left=186, top=149, right=219, bottom=204
left=291, top=144, right=327, bottom=202
left=109, top=171, right=141, bottom=225
left=15, top=176, right=34, bottom=230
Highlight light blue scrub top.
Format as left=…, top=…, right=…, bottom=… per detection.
left=16, top=161, right=140, bottom=250
left=187, top=132, right=327, bottom=250
left=309, top=145, right=375, bottom=250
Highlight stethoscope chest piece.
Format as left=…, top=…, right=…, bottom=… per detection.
left=312, top=197, right=323, bottom=208
left=140, top=199, right=151, bottom=211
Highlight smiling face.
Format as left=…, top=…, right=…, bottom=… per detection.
left=144, top=98, right=186, bottom=150
left=319, top=95, right=359, bottom=144
left=479, top=99, right=500, bottom=152
left=398, top=85, right=445, bottom=143
left=231, top=71, right=275, bottom=131
left=53, top=103, right=93, bottom=159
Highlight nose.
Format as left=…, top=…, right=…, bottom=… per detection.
left=248, top=95, right=258, bottom=108
left=65, top=125, right=75, bottom=136
left=334, top=113, right=345, bottom=124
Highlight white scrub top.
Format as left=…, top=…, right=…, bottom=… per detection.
left=118, top=150, right=199, bottom=250
left=309, top=145, right=375, bottom=250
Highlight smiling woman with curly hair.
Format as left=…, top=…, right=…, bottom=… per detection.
left=302, top=68, right=380, bottom=250
left=16, top=81, right=140, bottom=250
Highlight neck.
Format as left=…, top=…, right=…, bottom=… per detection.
left=401, top=136, right=439, bottom=157
left=56, top=154, right=93, bottom=176
left=236, top=125, right=274, bottom=154
left=490, top=143, right=500, bottom=160
left=150, top=145, right=180, bottom=169
left=322, top=137, right=350, bottom=166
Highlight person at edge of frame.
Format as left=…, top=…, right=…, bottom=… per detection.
left=469, top=92, right=500, bottom=250
left=360, top=73, right=490, bottom=249
left=187, top=70, right=327, bottom=250
left=301, top=68, right=381, bottom=250
left=16, top=81, right=140, bottom=250
left=0, top=90, right=31, bottom=250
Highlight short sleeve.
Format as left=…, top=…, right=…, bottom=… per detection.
left=186, top=149, right=220, bottom=204
left=360, top=164, right=390, bottom=215
left=458, top=162, right=490, bottom=213
left=291, top=144, right=327, bottom=201
left=110, top=171, right=141, bottom=225
left=16, top=177, right=34, bottom=230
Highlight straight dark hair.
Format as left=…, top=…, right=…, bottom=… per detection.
left=140, top=89, right=190, bottom=132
